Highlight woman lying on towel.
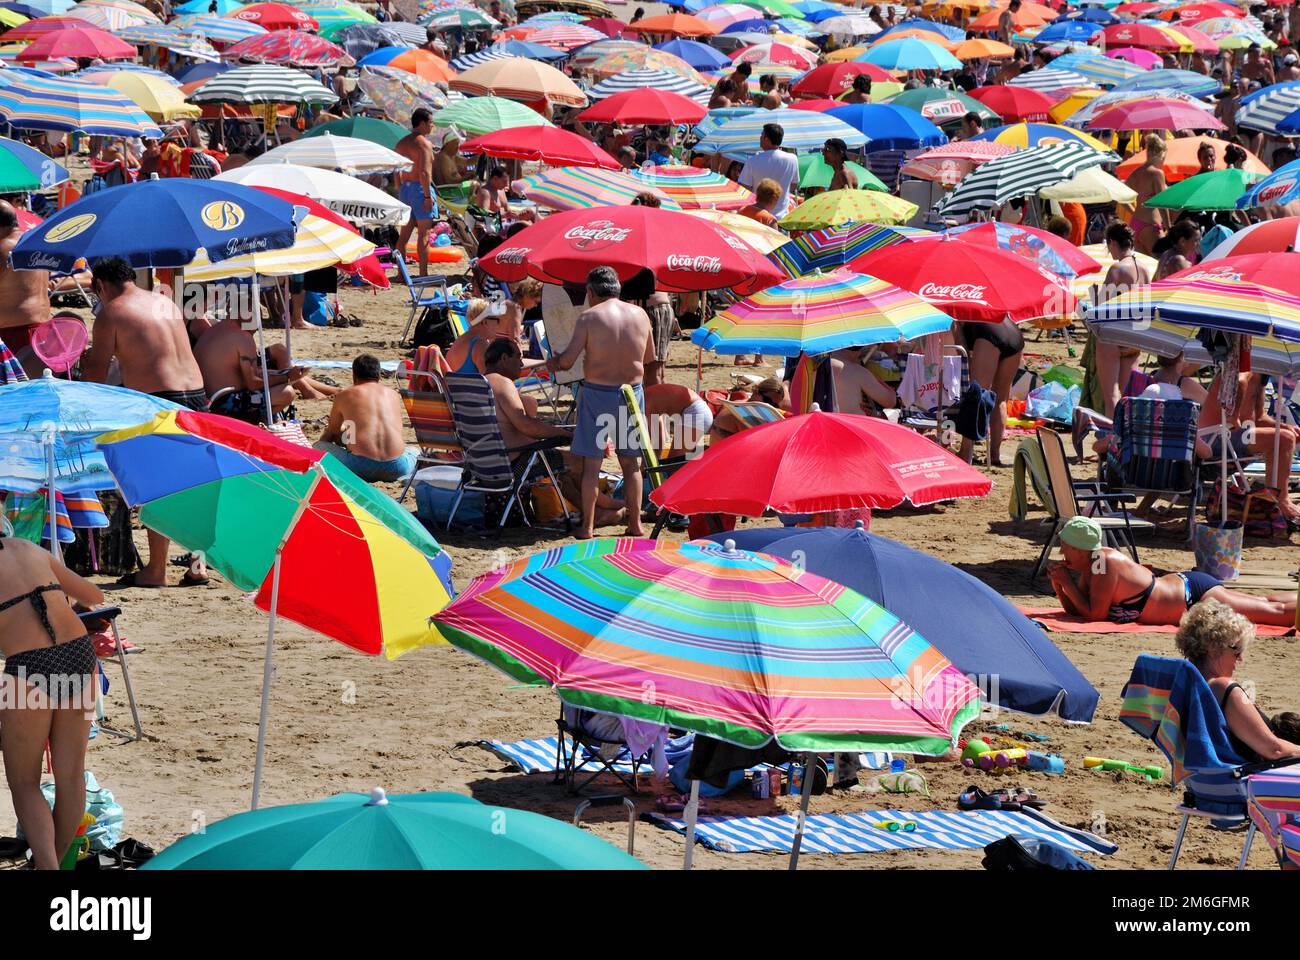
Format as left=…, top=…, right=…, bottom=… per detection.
left=1176, top=599, right=1300, bottom=763
left=1048, top=517, right=1297, bottom=628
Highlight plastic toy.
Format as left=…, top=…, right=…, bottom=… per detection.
left=59, top=813, right=96, bottom=870
left=1083, top=756, right=1163, bottom=780
left=871, top=819, right=917, bottom=832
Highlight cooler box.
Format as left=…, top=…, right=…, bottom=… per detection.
left=414, top=465, right=483, bottom=528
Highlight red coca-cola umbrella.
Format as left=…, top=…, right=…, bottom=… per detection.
left=231, top=2, right=319, bottom=31
left=648, top=409, right=992, bottom=515
left=251, top=185, right=388, bottom=288
left=848, top=235, right=1076, bottom=322
left=579, top=88, right=708, bottom=125
left=791, top=62, right=893, bottom=100
left=968, top=86, right=1055, bottom=123
left=478, top=205, right=785, bottom=295
left=461, top=127, right=620, bottom=169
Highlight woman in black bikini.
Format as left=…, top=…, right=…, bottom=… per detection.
left=956, top=317, right=1023, bottom=467
left=1176, top=599, right=1300, bottom=764
left=0, top=519, right=104, bottom=869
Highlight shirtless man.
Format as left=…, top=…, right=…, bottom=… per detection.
left=0, top=201, right=51, bottom=377
left=840, top=74, right=872, bottom=106
left=394, top=108, right=436, bottom=276
left=193, top=313, right=304, bottom=423
left=546, top=267, right=654, bottom=539
left=483, top=338, right=571, bottom=452
left=829, top=347, right=898, bottom=417
left=474, top=166, right=535, bottom=223
left=1125, top=134, right=1168, bottom=255
left=997, top=0, right=1020, bottom=46
left=822, top=138, right=857, bottom=191
left=1242, top=44, right=1275, bottom=87
left=1199, top=369, right=1300, bottom=521
left=314, top=355, right=415, bottom=483
left=81, top=257, right=209, bottom=588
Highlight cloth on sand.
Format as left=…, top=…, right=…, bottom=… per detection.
left=1019, top=606, right=1295, bottom=637
left=1009, top=436, right=1050, bottom=521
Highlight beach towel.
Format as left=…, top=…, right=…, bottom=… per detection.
left=1019, top=606, right=1295, bottom=637
left=1009, top=437, right=1049, bottom=521
left=789, top=352, right=836, bottom=415
left=1107, top=396, right=1198, bottom=492
left=955, top=380, right=996, bottom=442
left=648, top=807, right=1118, bottom=856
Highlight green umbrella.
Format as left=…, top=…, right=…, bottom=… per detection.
left=306, top=2, right=379, bottom=39
left=141, top=789, right=647, bottom=870
left=423, top=7, right=496, bottom=30
left=301, top=116, right=407, bottom=149
left=738, top=0, right=805, bottom=19
left=798, top=153, right=887, bottom=192
left=0, top=149, right=42, bottom=193
left=1147, top=168, right=1262, bottom=211
left=432, top=95, right=553, bottom=136
left=887, top=87, right=1000, bottom=129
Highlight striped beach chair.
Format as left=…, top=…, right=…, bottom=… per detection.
left=397, top=347, right=462, bottom=503
left=1104, top=396, right=1200, bottom=541
left=1245, top=766, right=1300, bottom=869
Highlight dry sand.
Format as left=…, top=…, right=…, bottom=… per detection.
left=3, top=277, right=1298, bottom=871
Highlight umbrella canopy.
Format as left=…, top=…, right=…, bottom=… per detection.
left=886, top=86, right=1000, bottom=128
left=780, top=189, right=917, bottom=230
left=431, top=94, right=552, bottom=136
left=98, top=410, right=453, bottom=657
left=945, top=221, right=1102, bottom=278
left=461, top=125, right=619, bottom=169
left=1106, top=46, right=1163, bottom=68
left=172, top=13, right=268, bottom=43
left=422, top=6, right=497, bottom=30
left=0, top=144, right=43, bottom=192
left=795, top=152, right=886, bottom=192
left=1030, top=20, right=1102, bottom=44
left=300, top=115, right=406, bottom=149
left=856, top=36, right=962, bottom=71
left=625, top=11, right=717, bottom=34
left=449, top=56, right=586, bottom=106
left=434, top=537, right=981, bottom=754
left=692, top=269, right=955, bottom=356
left=63, top=4, right=152, bottom=30
left=767, top=222, right=921, bottom=276
left=1093, top=315, right=1300, bottom=376
left=356, top=45, right=454, bottom=82
left=1051, top=49, right=1148, bottom=85
left=585, top=67, right=709, bottom=103
left=654, top=37, right=731, bottom=69
left=1085, top=275, right=1300, bottom=340
left=1147, top=167, right=1261, bottom=211
left=332, top=21, right=434, bottom=58
left=582, top=16, right=630, bottom=37
left=824, top=103, right=947, bottom=150
left=230, top=2, right=319, bottom=30
left=356, top=64, right=447, bottom=124
left=517, top=165, right=681, bottom=211
left=694, top=106, right=867, bottom=158
left=711, top=526, right=1100, bottom=721
left=308, top=3, right=380, bottom=40
left=1161, top=253, right=1300, bottom=299
left=0, top=134, right=67, bottom=186
left=182, top=211, right=375, bottom=281
left=1040, top=165, right=1138, bottom=205
left=1108, top=68, right=1222, bottom=99
left=585, top=47, right=708, bottom=84
left=2, top=14, right=79, bottom=40
left=900, top=140, right=1017, bottom=186
left=579, top=87, right=706, bottom=124
left=516, top=22, right=602, bottom=47
left=142, top=789, right=644, bottom=870
left=626, top=164, right=753, bottom=209
left=1087, top=96, right=1224, bottom=131
left=1238, top=80, right=1300, bottom=136
left=1004, top=67, right=1094, bottom=94
left=0, top=72, right=162, bottom=136
left=731, top=40, right=819, bottom=70
left=1114, top=135, right=1270, bottom=183
left=11, top=176, right=297, bottom=271
left=174, top=0, right=247, bottom=13
left=1236, top=158, right=1300, bottom=210
left=450, top=39, right=567, bottom=70
left=683, top=207, right=790, bottom=254
left=249, top=132, right=411, bottom=175
left=221, top=29, right=354, bottom=66
left=187, top=62, right=338, bottom=104
left=480, top=204, right=783, bottom=294
left=970, top=121, right=1112, bottom=151
left=1101, top=21, right=1185, bottom=51
left=791, top=61, right=891, bottom=100
left=969, top=84, right=1057, bottom=123
left=935, top=141, right=1108, bottom=219
left=849, top=234, right=1077, bottom=322
left=1203, top=216, right=1300, bottom=259
left=216, top=162, right=409, bottom=226
left=98, top=71, right=201, bottom=121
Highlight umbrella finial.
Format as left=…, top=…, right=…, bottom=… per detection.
left=41, top=368, right=54, bottom=380
left=724, top=538, right=736, bottom=553
left=854, top=520, right=865, bottom=530
left=809, top=402, right=821, bottom=413
left=367, top=786, right=389, bottom=806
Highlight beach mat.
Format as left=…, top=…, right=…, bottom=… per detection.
left=480, top=737, right=888, bottom=776
left=648, top=807, right=1118, bottom=856
left=1019, top=607, right=1295, bottom=636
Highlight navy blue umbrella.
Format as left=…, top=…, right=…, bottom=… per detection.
left=654, top=38, right=731, bottom=71
left=705, top=526, right=1100, bottom=722
left=825, top=103, right=948, bottom=151
left=172, top=61, right=237, bottom=85
left=12, top=179, right=299, bottom=272
left=722, top=18, right=779, bottom=34
left=1056, top=8, right=1116, bottom=24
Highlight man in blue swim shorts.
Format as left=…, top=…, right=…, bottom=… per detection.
left=394, top=107, right=436, bottom=276
left=546, top=267, right=655, bottom=540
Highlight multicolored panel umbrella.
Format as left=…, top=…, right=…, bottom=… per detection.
left=433, top=538, right=981, bottom=754
left=0, top=336, right=27, bottom=385
left=97, top=410, right=454, bottom=658
left=767, top=222, right=924, bottom=276
left=780, top=189, right=918, bottom=230
left=518, top=165, right=682, bottom=211
left=1093, top=315, right=1300, bottom=377
left=0, top=72, right=163, bottom=137
left=1202, top=216, right=1300, bottom=259
left=585, top=47, right=709, bottom=84
left=969, top=121, right=1112, bottom=151
left=1085, top=275, right=1300, bottom=341
left=358, top=65, right=448, bottom=123
left=172, top=13, right=269, bottom=43
left=1049, top=50, right=1147, bottom=86
left=626, top=164, right=753, bottom=209
left=693, top=269, right=955, bottom=356
left=221, top=29, right=355, bottom=66
left=945, top=221, right=1103, bottom=279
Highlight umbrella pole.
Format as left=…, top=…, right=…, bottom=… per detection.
left=250, top=551, right=281, bottom=811
left=1221, top=405, right=1229, bottom=526
left=44, top=431, right=60, bottom=562
left=788, top=752, right=814, bottom=871
left=696, top=347, right=702, bottom=394
left=252, top=275, right=275, bottom=423
left=681, top=778, right=701, bottom=871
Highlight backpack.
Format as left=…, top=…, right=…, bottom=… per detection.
left=982, top=835, right=1095, bottom=871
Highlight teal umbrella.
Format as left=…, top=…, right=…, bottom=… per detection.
left=1147, top=168, right=1262, bottom=212
left=301, top=115, right=407, bottom=149
left=141, top=789, right=647, bottom=870
left=797, top=152, right=886, bottom=191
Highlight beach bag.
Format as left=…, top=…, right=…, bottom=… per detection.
left=529, top=477, right=570, bottom=524
left=303, top=291, right=335, bottom=327
left=415, top=477, right=484, bottom=528
left=18, top=772, right=123, bottom=854
left=1193, top=520, right=1244, bottom=581
left=412, top=306, right=456, bottom=352
left=982, top=835, right=1095, bottom=871
left=1025, top=380, right=1080, bottom=422
left=1206, top=478, right=1287, bottom=539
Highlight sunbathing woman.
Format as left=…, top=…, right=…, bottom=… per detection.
left=1048, top=516, right=1297, bottom=627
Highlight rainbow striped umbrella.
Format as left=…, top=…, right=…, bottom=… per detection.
left=694, top=268, right=954, bottom=356
left=3, top=14, right=83, bottom=40
left=768, top=222, right=928, bottom=277
left=626, top=164, right=754, bottom=210
left=517, top=165, right=682, bottom=211
left=301, top=2, right=378, bottom=39
left=585, top=47, right=709, bottom=84
left=433, top=538, right=980, bottom=754
left=0, top=72, right=162, bottom=136
left=98, top=410, right=455, bottom=806
left=0, top=336, right=26, bottom=385
left=1086, top=275, right=1300, bottom=340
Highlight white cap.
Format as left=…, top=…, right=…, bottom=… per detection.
left=482, top=299, right=510, bottom=319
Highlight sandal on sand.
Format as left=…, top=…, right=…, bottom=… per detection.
left=958, top=786, right=1004, bottom=811
left=179, top=570, right=210, bottom=587
left=114, top=572, right=163, bottom=589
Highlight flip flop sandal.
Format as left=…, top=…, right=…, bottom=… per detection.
left=169, top=553, right=195, bottom=568
left=114, top=572, right=163, bottom=589
left=958, top=786, right=1003, bottom=811
left=1004, top=787, right=1047, bottom=810
left=179, top=570, right=210, bottom=587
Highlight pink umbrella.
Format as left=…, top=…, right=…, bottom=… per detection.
left=19, top=25, right=136, bottom=60
left=901, top=141, right=1018, bottom=186
left=1106, top=47, right=1163, bottom=69
left=1164, top=23, right=1220, bottom=55
left=694, top=3, right=758, bottom=28
left=1087, top=97, right=1225, bottom=131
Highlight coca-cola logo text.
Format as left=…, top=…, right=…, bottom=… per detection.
left=494, top=246, right=529, bottom=264
left=564, top=220, right=632, bottom=249
left=917, top=282, right=989, bottom=304
left=666, top=254, right=722, bottom=273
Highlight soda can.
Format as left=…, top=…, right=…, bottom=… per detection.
left=789, top=764, right=803, bottom=797
left=752, top=770, right=769, bottom=799
left=767, top=766, right=783, bottom=797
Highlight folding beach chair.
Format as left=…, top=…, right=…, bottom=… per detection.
left=1103, top=396, right=1200, bottom=541
left=395, top=257, right=460, bottom=348
left=898, top=345, right=968, bottom=432
left=1119, top=654, right=1293, bottom=869
left=718, top=398, right=787, bottom=431
left=442, top=372, right=571, bottom=531
left=82, top=605, right=143, bottom=742
left=1032, top=426, right=1153, bottom=582
left=396, top=348, right=462, bottom=503
left=1246, top=766, right=1300, bottom=869
left=555, top=705, right=649, bottom=795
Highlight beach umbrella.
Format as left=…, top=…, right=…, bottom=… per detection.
left=1239, top=81, right=1300, bottom=136
left=65, top=3, right=153, bottom=30
left=18, top=24, right=136, bottom=59
left=461, top=125, right=619, bottom=169
left=695, top=2, right=759, bottom=28
left=181, top=210, right=375, bottom=281
left=97, top=412, right=454, bottom=807
left=249, top=132, right=410, bottom=174
left=1040, top=165, right=1137, bottom=205
left=935, top=141, right=1109, bottom=219
left=357, top=64, right=448, bottom=121
left=523, top=23, right=605, bottom=48
left=1093, top=314, right=1300, bottom=377
left=886, top=86, right=999, bottom=127
left=900, top=140, right=1016, bottom=186
left=1101, top=22, right=1186, bottom=51
left=188, top=62, right=338, bottom=104
left=625, top=11, right=717, bottom=35
left=711, top=526, right=1100, bottom=721
left=356, top=45, right=454, bottom=81
left=0, top=6, right=26, bottom=27
left=1086, top=274, right=1300, bottom=340
left=1164, top=22, right=1219, bottom=55
left=1061, top=87, right=1205, bottom=129
left=1, top=13, right=79, bottom=40
left=172, top=13, right=268, bottom=43
left=304, top=3, right=379, bottom=39
left=767, top=222, right=921, bottom=276
left=230, top=1, right=319, bottom=30
left=781, top=189, right=917, bottom=229
left=1108, top=68, right=1222, bottom=99
left=1051, top=50, right=1147, bottom=85
left=220, top=29, right=354, bottom=66
left=849, top=234, right=1076, bottom=322
left=216, top=162, right=409, bottom=226
left=654, top=37, right=731, bottom=69
left=567, top=37, right=642, bottom=68
left=817, top=14, right=883, bottom=38
left=1029, top=19, right=1101, bottom=43
left=585, top=47, right=708, bottom=83
left=449, top=56, right=586, bottom=106
left=174, top=0, right=246, bottom=12
left=99, top=71, right=201, bottom=121
left=581, top=16, right=629, bottom=37
left=731, top=40, right=818, bottom=69
left=450, top=39, right=565, bottom=70
left=857, top=36, right=961, bottom=71
left=692, top=269, right=955, bottom=356
left=945, top=221, right=1101, bottom=279
left=694, top=106, right=867, bottom=158
left=1203, top=216, right=1300, bottom=259
left=585, top=67, right=709, bottom=103
left=422, top=6, right=497, bottom=30
left=683, top=207, right=790, bottom=254
left=142, top=788, right=643, bottom=870
left=951, top=37, right=1015, bottom=59
left=626, top=164, right=754, bottom=209
left=968, top=85, right=1057, bottom=122
left=0, top=72, right=162, bottom=137
left=876, top=16, right=965, bottom=42
left=0, top=134, right=66, bottom=186
left=791, top=61, right=891, bottom=100
left=517, top=165, right=681, bottom=211
left=431, top=94, right=552, bottom=135
left=824, top=103, right=947, bottom=150
left=869, top=27, right=957, bottom=51
left=2, top=0, right=71, bottom=13
left=0, top=337, right=27, bottom=385
left=300, top=115, right=405, bottom=149
left=330, top=21, right=428, bottom=58
left=969, top=4, right=1053, bottom=32
left=1106, top=46, right=1163, bottom=68
left=479, top=204, right=783, bottom=294
left=1086, top=96, right=1223, bottom=131
left=1049, top=87, right=1107, bottom=124
left=579, top=87, right=706, bottom=124
left=1003, top=68, right=1095, bottom=96
left=1147, top=167, right=1260, bottom=211
left=795, top=152, right=883, bottom=191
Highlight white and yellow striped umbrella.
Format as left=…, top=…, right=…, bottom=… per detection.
left=183, top=213, right=374, bottom=281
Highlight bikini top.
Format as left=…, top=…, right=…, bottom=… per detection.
left=1218, top=681, right=1272, bottom=763
left=455, top=335, right=479, bottom=374
left=1108, top=572, right=1156, bottom=624
left=0, top=583, right=63, bottom=647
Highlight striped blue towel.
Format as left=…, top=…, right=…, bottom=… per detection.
left=649, top=808, right=1118, bottom=856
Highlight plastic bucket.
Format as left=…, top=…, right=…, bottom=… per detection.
left=1193, top=521, right=1243, bottom=581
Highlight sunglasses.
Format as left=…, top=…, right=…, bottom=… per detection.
left=872, top=820, right=916, bottom=833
